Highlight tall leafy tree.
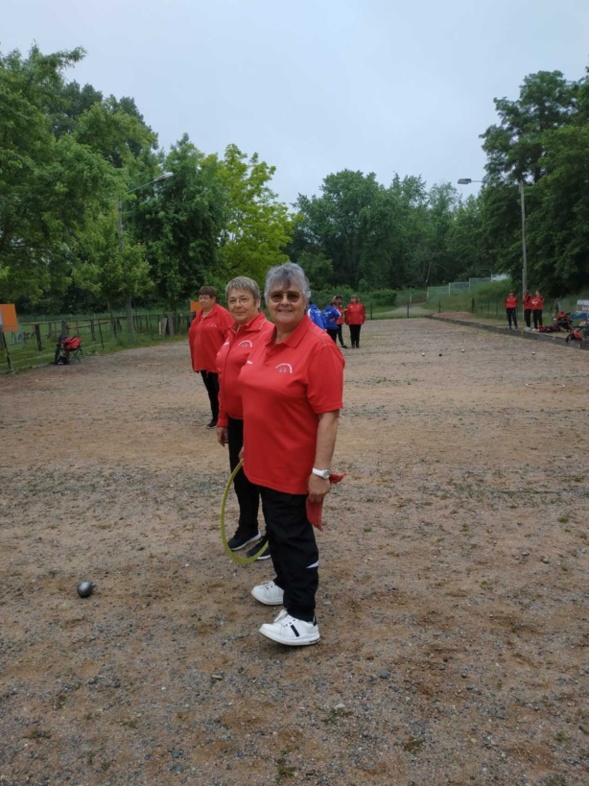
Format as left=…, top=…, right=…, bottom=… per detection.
left=480, top=68, right=588, bottom=294
left=217, top=144, right=294, bottom=284
left=136, top=135, right=226, bottom=306
left=0, top=46, right=116, bottom=304
left=296, top=170, right=382, bottom=288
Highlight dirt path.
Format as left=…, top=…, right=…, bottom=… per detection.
left=1, top=318, right=588, bottom=786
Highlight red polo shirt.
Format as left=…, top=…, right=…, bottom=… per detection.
left=505, top=295, right=517, bottom=309
left=188, top=303, right=233, bottom=373
left=346, top=302, right=366, bottom=325
left=240, top=314, right=345, bottom=495
left=216, top=312, right=273, bottom=427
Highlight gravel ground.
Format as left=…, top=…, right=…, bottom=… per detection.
left=0, top=318, right=588, bottom=786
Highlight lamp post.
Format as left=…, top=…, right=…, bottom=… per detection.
left=457, top=176, right=527, bottom=297
left=518, top=179, right=528, bottom=298
left=117, top=172, right=174, bottom=342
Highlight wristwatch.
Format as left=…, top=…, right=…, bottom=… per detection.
left=312, top=467, right=331, bottom=480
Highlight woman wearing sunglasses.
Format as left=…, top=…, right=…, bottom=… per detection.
left=239, top=262, right=345, bottom=646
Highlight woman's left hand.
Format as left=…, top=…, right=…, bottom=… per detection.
left=307, top=474, right=331, bottom=503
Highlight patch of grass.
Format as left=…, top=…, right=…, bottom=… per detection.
left=402, top=737, right=424, bottom=754
left=322, top=706, right=352, bottom=724
left=24, top=729, right=51, bottom=741
left=558, top=515, right=570, bottom=523
left=276, top=754, right=296, bottom=781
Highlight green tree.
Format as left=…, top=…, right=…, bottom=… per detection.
left=136, top=135, right=226, bottom=306
left=480, top=67, right=589, bottom=294
left=296, top=170, right=382, bottom=288
left=0, top=45, right=116, bottom=304
left=217, top=144, right=294, bottom=284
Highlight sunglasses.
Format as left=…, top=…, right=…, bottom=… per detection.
left=269, top=290, right=302, bottom=303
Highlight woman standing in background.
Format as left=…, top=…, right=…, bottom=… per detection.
left=531, top=290, right=544, bottom=330
left=188, top=286, right=232, bottom=427
left=345, top=295, right=366, bottom=348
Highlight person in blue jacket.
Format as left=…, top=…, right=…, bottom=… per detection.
left=322, top=298, right=341, bottom=343
left=307, top=301, right=326, bottom=330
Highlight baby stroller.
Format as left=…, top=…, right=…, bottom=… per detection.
left=54, top=335, right=82, bottom=364
left=539, top=311, right=574, bottom=334
left=554, top=312, right=573, bottom=331
left=565, top=323, right=589, bottom=344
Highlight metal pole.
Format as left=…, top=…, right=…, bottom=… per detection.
left=117, top=196, right=136, bottom=343
left=519, top=180, right=528, bottom=297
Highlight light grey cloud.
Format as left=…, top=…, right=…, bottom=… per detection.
left=3, top=0, right=588, bottom=204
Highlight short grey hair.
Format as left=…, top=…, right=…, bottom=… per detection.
left=264, top=262, right=311, bottom=304
left=225, top=276, right=261, bottom=302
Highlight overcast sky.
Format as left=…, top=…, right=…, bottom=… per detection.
left=3, top=0, right=588, bottom=206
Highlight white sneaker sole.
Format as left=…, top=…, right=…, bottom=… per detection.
left=259, top=624, right=320, bottom=646
left=251, top=585, right=284, bottom=606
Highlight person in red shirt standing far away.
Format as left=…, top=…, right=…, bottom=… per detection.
left=240, top=262, right=345, bottom=646
left=523, top=291, right=533, bottom=330
left=345, top=295, right=366, bottom=348
left=531, top=290, right=544, bottom=330
left=505, top=290, right=518, bottom=330
left=216, top=276, right=274, bottom=558
left=188, top=286, right=233, bottom=428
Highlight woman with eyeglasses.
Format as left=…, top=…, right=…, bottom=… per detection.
left=216, top=277, right=273, bottom=558
left=240, top=262, right=345, bottom=646
left=188, top=286, right=233, bottom=427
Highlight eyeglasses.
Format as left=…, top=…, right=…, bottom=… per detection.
left=227, top=296, right=253, bottom=306
left=269, top=290, right=302, bottom=303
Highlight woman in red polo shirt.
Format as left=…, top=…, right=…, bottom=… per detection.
left=216, top=276, right=274, bottom=558
left=345, top=295, right=366, bottom=348
left=505, top=290, right=518, bottom=330
left=188, top=286, right=233, bottom=427
left=240, top=262, right=345, bottom=646
left=531, top=290, right=544, bottom=330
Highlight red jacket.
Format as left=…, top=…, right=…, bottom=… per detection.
left=345, top=302, right=366, bottom=325
left=505, top=295, right=518, bottom=309
left=531, top=294, right=544, bottom=311
left=188, top=303, right=232, bottom=373
left=523, top=293, right=533, bottom=310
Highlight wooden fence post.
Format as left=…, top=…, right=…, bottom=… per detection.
left=1, top=330, right=14, bottom=373
left=34, top=323, right=42, bottom=351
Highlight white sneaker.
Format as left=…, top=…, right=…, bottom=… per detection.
left=259, top=609, right=320, bottom=646
left=251, top=580, right=284, bottom=606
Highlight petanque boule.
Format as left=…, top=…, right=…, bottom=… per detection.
left=77, top=580, right=94, bottom=598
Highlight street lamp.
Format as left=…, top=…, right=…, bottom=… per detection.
left=457, top=176, right=528, bottom=297
left=117, top=172, right=174, bottom=341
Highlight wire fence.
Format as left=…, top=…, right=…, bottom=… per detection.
left=0, top=312, right=192, bottom=374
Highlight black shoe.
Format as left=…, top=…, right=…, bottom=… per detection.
left=207, top=418, right=218, bottom=428
left=340, top=344, right=348, bottom=348
left=246, top=535, right=271, bottom=560
left=227, top=531, right=260, bottom=551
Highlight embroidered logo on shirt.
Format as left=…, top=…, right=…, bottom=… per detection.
left=238, top=340, right=253, bottom=348
left=275, top=363, right=293, bottom=374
